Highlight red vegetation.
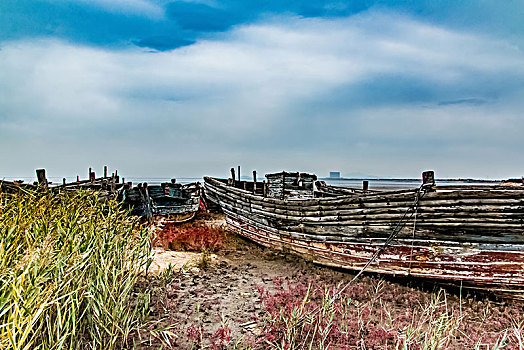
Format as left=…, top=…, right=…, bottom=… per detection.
left=155, top=222, right=226, bottom=252
left=210, top=326, right=232, bottom=350
left=254, top=277, right=524, bottom=349
left=186, top=323, right=203, bottom=344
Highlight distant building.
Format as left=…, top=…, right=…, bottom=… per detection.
left=329, top=172, right=341, bottom=179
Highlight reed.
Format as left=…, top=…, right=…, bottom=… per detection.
left=0, top=188, right=151, bottom=349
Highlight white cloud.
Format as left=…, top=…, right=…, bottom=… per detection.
left=1, top=11, right=523, bottom=178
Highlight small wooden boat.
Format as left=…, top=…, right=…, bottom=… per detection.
left=122, top=181, right=201, bottom=222
left=204, top=170, right=524, bottom=300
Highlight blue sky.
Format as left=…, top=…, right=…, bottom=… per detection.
left=1, top=1, right=523, bottom=179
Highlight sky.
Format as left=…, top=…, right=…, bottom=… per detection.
left=1, top=1, right=524, bottom=180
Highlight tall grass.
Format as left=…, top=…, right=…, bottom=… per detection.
left=0, top=188, right=151, bottom=349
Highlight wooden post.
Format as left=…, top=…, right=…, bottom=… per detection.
left=89, top=171, right=95, bottom=182
left=36, top=169, right=48, bottom=189
left=422, top=170, right=436, bottom=191
left=76, top=175, right=80, bottom=182
left=62, top=178, right=66, bottom=185
left=363, top=180, right=369, bottom=192
left=230, top=168, right=236, bottom=183
left=253, top=170, right=257, bottom=193
left=281, top=173, right=285, bottom=200
left=88, top=168, right=92, bottom=179
left=122, top=177, right=125, bottom=184
left=237, top=166, right=241, bottom=182
left=104, top=166, right=108, bottom=178
left=422, top=171, right=435, bottom=186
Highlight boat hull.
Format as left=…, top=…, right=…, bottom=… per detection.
left=204, top=176, right=524, bottom=300
left=123, top=183, right=200, bottom=220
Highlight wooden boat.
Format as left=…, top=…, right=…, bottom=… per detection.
left=0, top=179, right=36, bottom=194
left=1, top=167, right=125, bottom=200
left=204, top=170, right=524, bottom=300
left=122, top=181, right=201, bottom=222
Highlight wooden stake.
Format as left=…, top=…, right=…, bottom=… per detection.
left=253, top=170, right=257, bottom=193
left=363, top=180, right=369, bottom=192
left=237, top=165, right=241, bottom=182
left=104, top=166, right=108, bottom=178
left=36, top=169, right=47, bottom=189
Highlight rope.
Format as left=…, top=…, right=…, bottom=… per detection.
left=333, top=184, right=426, bottom=299
left=298, top=183, right=429, bottom=323
left=408, top=191, right=421, bottom=273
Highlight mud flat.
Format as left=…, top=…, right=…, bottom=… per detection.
left=135, top=213, right=524, bottom=349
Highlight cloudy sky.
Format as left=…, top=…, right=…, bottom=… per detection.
left=1, top=1, right=523, bottom=180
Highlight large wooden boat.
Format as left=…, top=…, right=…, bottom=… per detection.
left=204, top=170, right=524, bottom=300
left=122, top=181, right=201, bottom=222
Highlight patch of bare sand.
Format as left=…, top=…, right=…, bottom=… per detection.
left=149, top=248, right=218, bottom=274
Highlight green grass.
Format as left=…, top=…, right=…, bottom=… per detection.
left=0, top=188, right=151, bottom=349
